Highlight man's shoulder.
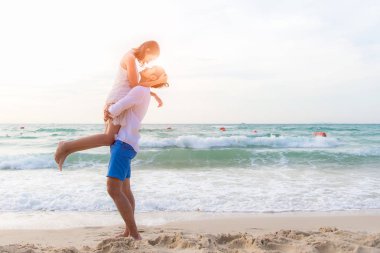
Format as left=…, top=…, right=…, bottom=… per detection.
left=130, top=86, right=150, bottom=94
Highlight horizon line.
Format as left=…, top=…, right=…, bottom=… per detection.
left=1, top=122, right=380, bottom=125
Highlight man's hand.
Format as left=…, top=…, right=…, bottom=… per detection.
left=154, top=95, right=163, bottom=107
left=150, top=92, right=163, bottom=108
left=103, top=103, right=114, bottom=122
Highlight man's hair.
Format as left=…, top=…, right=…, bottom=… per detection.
left=151, top=66, right=169, bottom=88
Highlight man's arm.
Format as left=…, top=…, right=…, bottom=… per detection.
left=107, top=87, right=146, bottom=118
left=150, top=91, right=163, bottom=107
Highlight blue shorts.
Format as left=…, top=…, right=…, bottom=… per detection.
left=106, top=140, right=137, bottom=181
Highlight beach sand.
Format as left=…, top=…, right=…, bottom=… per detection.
left=1, top=211, right=380, bottom=253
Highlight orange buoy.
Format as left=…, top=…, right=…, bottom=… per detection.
left=220, top=127, right=226, bottom=131
left=313, top=132, right=327, bottom=137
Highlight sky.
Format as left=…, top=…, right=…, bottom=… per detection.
left=0, top=0, right=379, bottom=124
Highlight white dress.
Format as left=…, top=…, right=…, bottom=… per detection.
left=105, top=53, right=142, bottom=126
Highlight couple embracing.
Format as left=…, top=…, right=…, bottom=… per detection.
left=54, top=40, right=169, bottom=240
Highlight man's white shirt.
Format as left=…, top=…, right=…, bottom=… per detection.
left=108, top=86, right=151, bottom=152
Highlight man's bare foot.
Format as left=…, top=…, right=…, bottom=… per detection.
left=115, top=229, right=130, bottom=238
left=55, top=141, right=69, bottom=171
left=131, top=233, right=142, bottom=241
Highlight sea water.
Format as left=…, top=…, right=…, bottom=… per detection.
left=0, top=124, right=379, bottom=228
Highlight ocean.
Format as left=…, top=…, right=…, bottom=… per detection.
left=0, top=123, right=380, bottom=227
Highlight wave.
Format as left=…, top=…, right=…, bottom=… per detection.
left=1, top=162, right=380, bottom=212
left=2, top=147, right=380, bottom=170
left=18, top=136, right=38, bottom=139
left=34, top=128, right=82, bottom=133
left=0, top=153, right=109, bottom=170
left=0, top=153, right=57, bottom=170
left=140, top=135, right=341, bottom=149
left=136, top=148, right=380, bottom=168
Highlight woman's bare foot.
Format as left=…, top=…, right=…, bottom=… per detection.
left=54, top=141, right=69, bottom=171
left=54, top=141, right=63, bottom=164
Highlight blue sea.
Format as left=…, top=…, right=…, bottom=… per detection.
left=0, top=124, right=379, bottom=227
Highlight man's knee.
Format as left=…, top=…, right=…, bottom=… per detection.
left=122, top=179, right=132, bottom=193
left=107, top=178, right=123, bottom=198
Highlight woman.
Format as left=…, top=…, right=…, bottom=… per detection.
left=54, top=40, right=167, bottom=170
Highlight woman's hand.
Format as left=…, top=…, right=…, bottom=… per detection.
left=103, top=103, right=114, bottom=122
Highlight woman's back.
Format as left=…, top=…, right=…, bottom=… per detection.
left=105, top=51, right=141, bottom=104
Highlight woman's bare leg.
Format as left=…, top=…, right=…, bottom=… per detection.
left=54, top=120, right=121, bottom=171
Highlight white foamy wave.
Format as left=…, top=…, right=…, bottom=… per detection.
left=140, top=135, right=341, bottom=149
left=0, top=153, right=106, bottom=170
left=0, top=169, right=113, bottom=212
left=343, top=147, right=380, bottom=156
left=1, top=167, right=380, bottom=213
left=0, top=153, right=56, bottom=170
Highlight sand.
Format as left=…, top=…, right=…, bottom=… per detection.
left=1, top=211, right=380, bottom=253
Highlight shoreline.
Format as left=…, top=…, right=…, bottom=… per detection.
left=1, top=210, right=380, bottom=252
left=1, top=209, right=380, bottom=229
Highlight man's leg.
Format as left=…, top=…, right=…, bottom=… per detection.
left=107, top=177, right=141, bottom=240
left=115, top=179, right=136, bottom=237
left=122, top=179, right=135, bottom=214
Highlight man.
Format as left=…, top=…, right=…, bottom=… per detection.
left=104, top=66, right=168, bottom=240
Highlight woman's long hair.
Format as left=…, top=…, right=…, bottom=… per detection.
left=133, top=40, right=160, bottom=66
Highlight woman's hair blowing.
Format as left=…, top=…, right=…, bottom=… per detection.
left=133, top=40, right=160, bottom=65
